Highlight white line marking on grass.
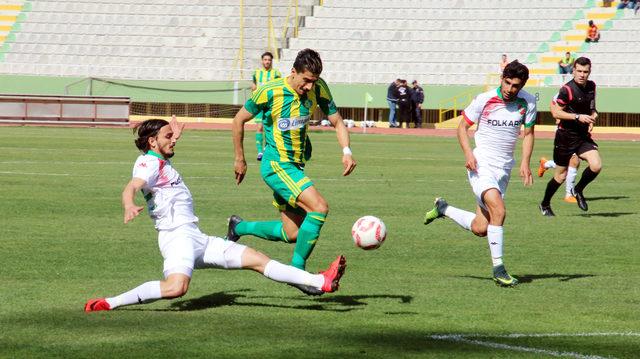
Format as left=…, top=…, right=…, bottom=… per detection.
left=428, top=332, right=638, bottom=359
left=0, top=171, right=71, bottom=176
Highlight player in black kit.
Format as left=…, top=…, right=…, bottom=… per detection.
left=539, top=57, right=601, bottom=216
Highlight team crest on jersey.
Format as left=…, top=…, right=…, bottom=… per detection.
left=277, top=116, right=310, bottom=131
left=302, top=99, right=313, bottom=109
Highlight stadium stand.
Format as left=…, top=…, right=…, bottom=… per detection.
left=0, top=0, right=638, bottom=88
left=0, top=0, right=317, bottom=80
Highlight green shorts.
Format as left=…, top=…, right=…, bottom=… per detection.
left=261, top=160, right=313, bottom=215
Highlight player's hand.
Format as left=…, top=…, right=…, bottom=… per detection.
left=464, top=152, right=477, bottom=171
left=342, top=155, right=357, bottom=176
left=234, top=158, right=247, bottom=185
left=170, top=115, right=185, bottom=141
left=577, top=114, right=595, bottom=124
left=124, top=205, right=144, bottom=224
left=520, top=165, right=533, bottom=186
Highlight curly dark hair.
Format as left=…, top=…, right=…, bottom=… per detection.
left=133, top=119, right=169, bottom=152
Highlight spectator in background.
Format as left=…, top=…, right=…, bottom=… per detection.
left=499, top=54, right=508, bottom=72
left=602, top=0, right=612, bottom=7
left=395, top=80, right=412, bottom=128
left=411, top=80, right=425, bottom=128
left=617, top=0, right=631, bottom=9
left=558, top=51, right=575, bottom=75
left=585, top=20, right=600, bottom=42
left=387, top=79, right=400, bottom=128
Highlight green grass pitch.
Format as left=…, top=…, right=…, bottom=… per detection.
left=1, top=126, right=639, bottom=358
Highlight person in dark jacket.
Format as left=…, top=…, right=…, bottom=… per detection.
left=394, top=80, right=411, bottom=128
left=411, top=80, right=425, bottom=128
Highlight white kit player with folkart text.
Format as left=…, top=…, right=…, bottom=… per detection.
left=423, top=61, right=536, bottom=287
left=85, top=118, right=346, bottom=312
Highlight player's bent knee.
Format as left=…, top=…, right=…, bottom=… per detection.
left=162, top=279, right=189, bottom=299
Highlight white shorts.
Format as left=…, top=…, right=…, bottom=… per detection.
left=467, top=163, right=511, bottom=210
left=157, top=223, right=247, bottom=278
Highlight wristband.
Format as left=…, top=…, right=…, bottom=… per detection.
left=342, top=147, right=352, bottom=156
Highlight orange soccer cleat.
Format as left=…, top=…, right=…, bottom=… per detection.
left=84, top=298, right=111, bottom=312
left=320, top=255, right=347, bottom=293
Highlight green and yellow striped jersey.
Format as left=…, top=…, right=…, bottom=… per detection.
left=252, top=68, right=282, bottom=90
left=245, top=76, right=337, bottom=164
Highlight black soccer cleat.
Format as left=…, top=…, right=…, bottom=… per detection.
left=226, top=215, right=243, bottom=242
left=288, top=283, right=324, bottom=296
left=572, top=189, right=588, bottom=211
left=539, top=204, right=555, bottom=217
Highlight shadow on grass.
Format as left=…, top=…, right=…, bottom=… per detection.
left=122, top=290, right=415, bottom=313
left=459, top=273, right=595, bottom=284
left=573, top=212, right=635, bottom=218
left=586, top=195, right=629, bottom=201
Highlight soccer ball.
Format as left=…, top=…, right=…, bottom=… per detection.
left=351, top=216, right=387, bottom=250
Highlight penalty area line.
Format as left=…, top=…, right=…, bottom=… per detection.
left=429, top=334, right=621, bottom=359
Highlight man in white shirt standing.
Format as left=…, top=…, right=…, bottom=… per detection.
left=85, top=119, right=346, bottom=312
left=423, top=61, right=536, bottom=287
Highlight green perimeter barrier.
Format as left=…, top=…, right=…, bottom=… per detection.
left=0, top=74, right=638, bottom=113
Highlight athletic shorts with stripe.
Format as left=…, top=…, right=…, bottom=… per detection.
left=260, top=160, right=313, bottom=216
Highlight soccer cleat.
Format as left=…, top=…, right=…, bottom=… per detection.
left=492, top=265, right=519, bottom=287
left=84, top=298, right=111, bottom=312
left=563, top=195, right=577, bottom=203
left=572, top=189, right=588, bottom=211
left=320, top=255, right=347, bottom=293
left=257, top=152, right=263, bottom=161
left=537, top=157, right=548, bottom=177
left=424, top=197, right=448, bottom=225
left=539, top=204, right=555, bottom=217
left=226, top=215, right=243, bottom=242
left=288, top=283, right=324, bottom=296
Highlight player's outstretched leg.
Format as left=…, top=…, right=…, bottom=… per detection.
left=424, top=198, right=475, bottom=231
left=242, top=246, right=346, bottom=295
left=230, top=216, right=290, bottom=243
left=85, top=275, right=187, bottom=312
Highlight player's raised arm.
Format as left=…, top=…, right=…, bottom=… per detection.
left=232, top=106, right=256, bottom=185
left=327, top=112, right=356, bottom=176
left=457, top=117, right=477, bottom=171
left=122, top=177, right=147, bottom=223
left=520, top=126, right=534, bottom=186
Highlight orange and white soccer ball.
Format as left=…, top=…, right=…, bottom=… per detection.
left=351, top=216, right=387, bottom=250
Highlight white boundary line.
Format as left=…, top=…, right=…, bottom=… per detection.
left=428, top=332, right=640, bottom=359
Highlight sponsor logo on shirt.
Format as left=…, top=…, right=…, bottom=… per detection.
left=487, top=118, right=521, bottom=127
left=170, top=177, right=183, bottom=187
left=277, top=116, right=310, bottom=131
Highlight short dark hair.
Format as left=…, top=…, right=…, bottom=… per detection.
left=588, top=20, right=594, bottom=26
left=293, top=48, right=323, bottom=76
left=261, top=51, right=273, bottom=60
left=502, top=60, right=529, bottom=83
left=134, top=119, right=169, bottom=152
left=574, top=56, right=591, bottom=67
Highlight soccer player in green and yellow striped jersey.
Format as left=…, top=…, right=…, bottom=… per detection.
left=231, top=49, right=356, bottom=295
left=252, top=52, right=282, bottom=161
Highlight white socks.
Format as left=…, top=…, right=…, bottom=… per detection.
left=106, top=281, right=162, bottom=309
left=544, top=159, right=556, bottom=169
left=444, top=205, right=475, bottom=231
left=487, top=225, right=504, bottom=267
left=263, top=260, right=324, bottom=289
left=566, top=166, right=578, bottom=196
